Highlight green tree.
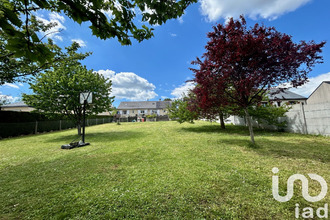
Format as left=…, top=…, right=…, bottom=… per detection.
left=0, top=13, right=64, bottom=85
left=23, top=43, right=114, bottom=135
left=0, top=12, right=86, bottom=85
left=0, top=34, right=65, bottom=85
left=1, top=0, right=196, bottom=84
left=168, top=97, right=198, bottom=123
left=248, top=103, right=291, bottom=131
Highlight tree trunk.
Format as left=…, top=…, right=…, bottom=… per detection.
left=77, top=123, right=81, bottom=136
left=219, top=111, right=225, bottom=129
left=244, top=108, right=255, bottom=144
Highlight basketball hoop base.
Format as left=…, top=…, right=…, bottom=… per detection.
left=61, top=141, right=90, bottom=149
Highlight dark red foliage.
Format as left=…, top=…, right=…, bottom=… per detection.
left=190, top=58, right=229, bottom=119
left=191, top=16, right=325, bottom=109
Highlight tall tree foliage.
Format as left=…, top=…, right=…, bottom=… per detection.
left=0, top=0, right=196, bottom=83
left=192, top=16, right=325, bottom=144
left=168, top=95, right=198, bottom=124
left=0, top=36, right=63, bottom=85
left=23, top=43, right=114, bottom=135
left=191, top=62, right=232, bottom=129
left=0, top=15, right=62, bottom=85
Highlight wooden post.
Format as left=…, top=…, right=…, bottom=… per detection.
left=59, top=120, right=62, bottom=131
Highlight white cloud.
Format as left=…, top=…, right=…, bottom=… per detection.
left=97, top=69, right=157, bottom=101
left=37, top=12, right=66, bottom=41
left=0, top=92, right=20, bottom=104
left=289, top=72, right=330, bottom=97
left=171, top=81, right=195, bottom=99
left=71, top=39, right=87, bottom=47
left=170, top=33, right=177, bottom=37
left=199, top=0, right=312, bottom=22
left=3, top=83, right=20, bottom=89
left=97, top=69, right=116, bottom=79
left=49, top=12, right=65, bottom=23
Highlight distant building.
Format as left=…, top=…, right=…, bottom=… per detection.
left=0, top=102, right=34, bottom=112
left=307, top=81, right=330, bottom=105
left=117, top=101, right=172, bottom=117
left=265, top=88, right=307, bottom=106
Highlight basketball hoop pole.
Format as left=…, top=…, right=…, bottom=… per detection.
left=82, top=99, right=87, bottom=143
left=60, top=92, right=91, bottom=149
left=81, top=92, right=92, bottom=144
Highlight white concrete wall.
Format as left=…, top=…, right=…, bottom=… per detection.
left=307, top=83, right=330, bottom=105
left=287, top=103, right=330, bottom=136
left=230, top=103, right=330, bottom=136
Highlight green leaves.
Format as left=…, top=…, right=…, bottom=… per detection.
left=168, top=98, right=198, bottom=124
left=23, top=42, right=114, bottom=130
left=1, top=0, right=197, bottom=80
left=248, top=103, right=291, bottom=130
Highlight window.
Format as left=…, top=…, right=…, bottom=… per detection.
left=152, top=110, right=157, bottom=114
left=163, top=110, right=166, bottom=113
left=123, top=110, right=127, bottom=114
left=132, top=110, right=134, bottom=113
left=140, top=110, right=145, bottom=114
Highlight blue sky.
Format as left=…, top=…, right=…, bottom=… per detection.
left=1, top=0, right=330, bottom=107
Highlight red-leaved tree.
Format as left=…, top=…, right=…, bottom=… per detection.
left=190, top=59, right=230, bottom=129
left=191, top=16, right=325, bottom=144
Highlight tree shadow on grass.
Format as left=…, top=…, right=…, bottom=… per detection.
left=218, top=137, right=330, bottom=163
left=181, top=124, right=278, bottom=137
left=181, top=124, right=330, bottom=163
left=45, top=131, right=144, bottom=144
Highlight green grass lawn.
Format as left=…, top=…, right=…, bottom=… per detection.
left=0, top=121, right=329, bottom=219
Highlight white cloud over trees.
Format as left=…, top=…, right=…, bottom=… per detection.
left=171, top=81, right=195, bottom=99
left=36, top=12, right=66, bottom=41
left=97, top=69, right=157, bottom=101
left=71, top=39, right=87, bottom=47
left=290, top=72, right=330, bottom=97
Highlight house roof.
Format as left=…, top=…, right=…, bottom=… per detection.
left=118, top=101, right=172, bottom=110
left=308, top=81, right=330, bottom=98
left=267, top=88, right=307, bottom=100
left=1, top=101, right=31, bottom=108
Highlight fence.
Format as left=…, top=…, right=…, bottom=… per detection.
left=229, top=103, right=330, bottom=136
left=0, top=117, right=114, bottom=139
